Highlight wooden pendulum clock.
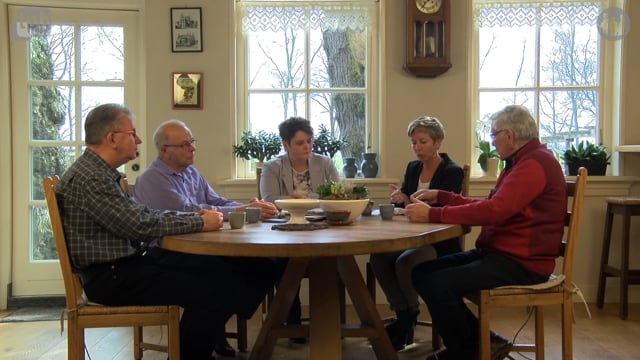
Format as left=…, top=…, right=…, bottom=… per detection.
left=404, top=0, right=452, bottom=78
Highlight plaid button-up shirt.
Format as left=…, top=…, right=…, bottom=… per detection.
left=56, top=149, right=203, bottom=269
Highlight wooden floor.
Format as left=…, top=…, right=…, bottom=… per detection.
left=1, top=303, right=639, bottom=359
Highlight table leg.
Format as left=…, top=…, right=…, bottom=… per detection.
left=338, top=256, right=398, bottom=360
left=250, top=256, right=397, bottom=360
left=249, top=258, right=309, bottom=360
left=308, top=257, right=342, bottom=360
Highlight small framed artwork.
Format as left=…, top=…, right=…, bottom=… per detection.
left=170, top=7, right=203, bottom=52
left=172, top=72, right=203, bottom=109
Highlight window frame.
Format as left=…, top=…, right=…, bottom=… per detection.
left=233, top=0, right=382, bottom=179
left=468, top=0, right=623, bottom=176
left=7, top=4, right=142, bottom=296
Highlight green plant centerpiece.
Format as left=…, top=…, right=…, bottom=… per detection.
left=315, top=181, right=370, bottom=223
left=312, top=124, right=347, bottom=159
left=315, top=181, right=368, bottom=200
left=477, top=140, right=503, bottom=176
left=232, top=130, right=282, bottom=164
left=563, top=140, right=610, bottom=175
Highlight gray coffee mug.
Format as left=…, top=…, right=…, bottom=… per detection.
left=246, top=207, right=262, bottom=223
left=379, top=204, right=395, bottom=220
left=229, top=212, right=245, bottom=229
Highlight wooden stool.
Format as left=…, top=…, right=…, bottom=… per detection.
left=596, top=197, right=640, bottom=319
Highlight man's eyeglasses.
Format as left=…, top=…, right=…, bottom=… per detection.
left=163, top=139, right=197, bottom=149
left=113, top=129, right=137, bottom=137
left=489, top=129, right=506, bottom=139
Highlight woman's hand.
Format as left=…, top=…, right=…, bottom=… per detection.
left=389, top=184, right=409, bottom=206
left=411, top=189, right=439, bottom=204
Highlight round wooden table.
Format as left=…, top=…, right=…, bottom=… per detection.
left=162, top=215, right=464, bottom=360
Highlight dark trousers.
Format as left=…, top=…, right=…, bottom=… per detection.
left=81, top=248, right=279, bottom=360
left=411, top=249, right=547, bottom=354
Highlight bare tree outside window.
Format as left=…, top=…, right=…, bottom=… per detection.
left=27, top=23, right=125, bottom=260
left=240, top=2, right=374, bottom=170
left=475, top=2, right=602, bottom=166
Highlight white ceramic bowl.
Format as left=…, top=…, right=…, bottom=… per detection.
left=274, top=198, right=320, bottom=224
left=318, top=199, right=369, bottom=223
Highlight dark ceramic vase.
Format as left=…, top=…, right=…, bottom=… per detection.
left=361, top=153, right=378, bottom=178
left=343, top=157, right=358, bottom=178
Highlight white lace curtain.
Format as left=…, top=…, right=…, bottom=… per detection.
left=236, top=0, right=377, bottom=32
left=473, top=0, right=607, bottom=27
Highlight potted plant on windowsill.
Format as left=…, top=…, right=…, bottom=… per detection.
left=312, top=124, right=347, bottom=159
left=232, top=130, right=282, bottom=166
left=477, top=140, right=502, bottom=178
left=233, top=130, right=282, bottom=190
left=563, top=140, right=610, bottom=176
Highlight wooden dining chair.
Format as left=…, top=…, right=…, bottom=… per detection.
left=43, top=176, right=181, bottom=360
left=257, top=166, right=263, bottom=200
left=365, top=163, right=471, bottom=350
left=469, top=167, right=588, bottom=360
left=457, top=164, right=471, bottom=248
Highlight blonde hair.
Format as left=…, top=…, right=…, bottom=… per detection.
left=407, top=116, right=445, bottom=141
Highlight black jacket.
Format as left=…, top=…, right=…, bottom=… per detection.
left=396, top=153, right=464, bottom=256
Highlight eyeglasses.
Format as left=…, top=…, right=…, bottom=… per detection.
left=163, top=139, right=197, bottom=149
left=489, top=129, right=506, bottom=139
left=113, top=129, right=137, bottom=137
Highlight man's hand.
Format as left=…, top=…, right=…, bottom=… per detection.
left=411, top=189, right=439, bottom=204
left=405, top=196, right=431, bottom=223
left=198, top=209, right=224, bottom=231
left=389, top=184, right=409, bottom=206
left=247, top=199, right=280, bottom=219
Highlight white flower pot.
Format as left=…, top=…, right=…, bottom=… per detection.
left=484, top=158, right=500, bottom=178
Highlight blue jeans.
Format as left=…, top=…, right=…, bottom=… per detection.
left=411, top=249, right=547, bottom=354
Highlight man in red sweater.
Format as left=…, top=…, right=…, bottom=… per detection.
left=406, top=105, right=567, bottom=360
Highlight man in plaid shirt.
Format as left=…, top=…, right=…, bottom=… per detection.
left=56, top=103, right=277, bottom=360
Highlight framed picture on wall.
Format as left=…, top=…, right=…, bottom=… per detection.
left=172, top=72, right=203, bottom=109
left=170, top=7, right=202, bottom=52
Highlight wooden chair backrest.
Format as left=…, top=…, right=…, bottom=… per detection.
left=461, top=164, right=470, bottom=197
left=562, top=167, right=587, bottom=285
left=119, top=172, right=130, bottom=195
left=256, top=166, right=262, bottom=200
left=43, top=176, right=87, bottom=310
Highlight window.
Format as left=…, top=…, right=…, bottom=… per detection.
left=235, top=0, right=380, bottom=177
left=471, top=0, right=623, bottom=173
left=8, top=5, right=139, bottom=296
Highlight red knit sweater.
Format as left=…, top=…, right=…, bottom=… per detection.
left=429, top=139, right=567, bottom=276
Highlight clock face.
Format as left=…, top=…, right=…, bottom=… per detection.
left=416, top=0, right=442, bottom=14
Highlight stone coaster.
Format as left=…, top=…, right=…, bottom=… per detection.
left=271, top=223, right=329, bottom=231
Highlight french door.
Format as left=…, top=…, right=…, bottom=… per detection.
left=8, top=5, right=141, bottom=296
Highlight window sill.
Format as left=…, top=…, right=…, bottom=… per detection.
left=216, top=177, right=401, bottom=203
left=217, top=175, right=640, bottom=201
left=469, top=175, right=640, bottom=197
left=616, top=145, right=640, bottom=152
